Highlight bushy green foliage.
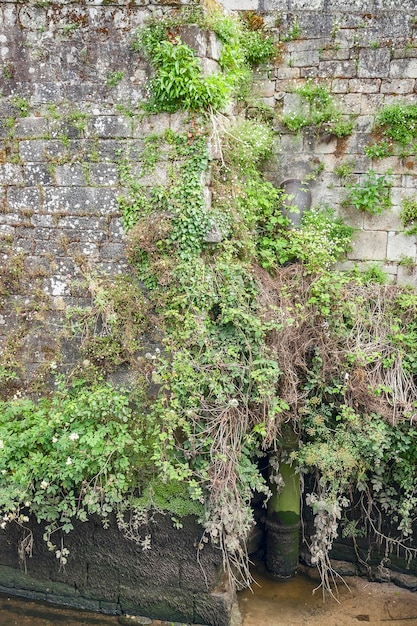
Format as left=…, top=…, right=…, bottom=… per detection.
left=344, top=170, right=392, bottom=214
left=138, top=32, right=231, bottom=112
left=364, top=139, right=392, bottom=160
left=280, top=206, right=353, bottom=272
left=3, top=3, right=417, bottom=593
left=400, top=195, right=417, bottom=235
left=281, top=81, right=354, bottom=136
left=0, top=383, right=147, bottom=555
left=296, top=401, right=417, bottom=537
left=133, top=10, right=276, bottom=113
left=375, top=101, right=417, bottom=147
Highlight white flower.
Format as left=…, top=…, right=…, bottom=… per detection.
left=229, top=398, right=239, bottom=408
left=0, top=440, right=3, bottom=449
left=40, top=480, right=49, bottom=490
left=69, top=432, right=79, bottom=441
left=52, top=437, right=58, bottom=443
left=66, top=456, right=72, bottom=465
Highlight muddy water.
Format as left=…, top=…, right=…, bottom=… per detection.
left=238, top=561, right=417, bottom=625
left=2, top=566, right=417, bottom=625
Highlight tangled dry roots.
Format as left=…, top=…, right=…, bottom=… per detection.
left=254, top=263, right=417, bottom=425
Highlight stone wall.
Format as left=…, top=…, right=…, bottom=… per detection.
left=2, top=0, right=417, bottom=621
left=0, top=513, right=233, bottom=625
left=2, top=0, right=417, bottom=386
left=0, top=0, right=203, bottom=394
left=241, top=0, right=417, bottom=285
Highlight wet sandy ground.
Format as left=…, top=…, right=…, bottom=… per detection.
left=238, top=562, right=417, bottom=626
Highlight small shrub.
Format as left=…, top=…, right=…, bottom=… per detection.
left=344, top=170, right=392, bottom=215
left=107, top=70, right=124, bottom=87
left=281, top=81, right=354, bottom=137
left=374, top=102, right=417, bottom=147
left=364, top=140, right=392, bottom=160
left=400, top=195, right=417, bottom=235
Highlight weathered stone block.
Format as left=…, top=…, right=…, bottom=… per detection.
left=381, top=78, right=415, bottom=94
left=397, top=265, right=417, bottom=288
left=387, top=231, right=416, bottom=261
left=363, top=205, right=402, bottom=232
left=282, top=93, right=309, bottom=118
left=358, top=48, right=391, bottom=78
left=390, top=58, right=417, bottom=79
left=0, top=163, right=23, bottom=185
left=291, top=49, right=319, bottom=67
left=296, top=13, right=334, bottom=38
left=19, top=140, right=66, bottom=163
left=348, top=230, right=388, bottom=260
left=200, top=57, right=221, bottom=77
left=331, top=78, right=350, bottom=93
left=253, top=79, right=276, bottom=98
left=14, top=117, right=48, bottom=139
left=89, top=116, right=132, bottom=139
left=336, top=93, right=362, bottom=114
left=89, top=163, right=119, bottom=186
left=319, top=48, right=350, bottom=62
left=7, top=186, right=41, bottom=211
left=33, top=83, right=62, bottom=104
left=318, top=60, right=357, bottom=78
left=300, top=67, right=318, bottom=78
left=54, top=164, right=87, bottom=186
left=100, top=243, right=126, bottom=261
left=360, top=93, right=384, bottom=114
left=43, top=187, right=118, bottom=215
left=348, top=78, right=381, bottom=94
left=67, top=241, right=100, bottom=260
left=23, top=164, right=54, bottom=186
left=221, top=0, right=258, bottom=9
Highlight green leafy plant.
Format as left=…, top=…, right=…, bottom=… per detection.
left=61, top=22, right=79, bottom=34
left=374, top=102, right=417, bottom=148
left=133, top=10, right=276, bottom=113
left=3, top=2, right=417, bottom=600
left=281, top=18, right=300, bottom=42
left=364, top=139, right=392, bottom=159
left=106, top=70, right=124, bottom=87
left=280, top=206, right=354, bottom=272
left=281, top=81, right=354, bottom=136
left=399, top=255, right=417, bottom=272
left=133, top=30, right=231, bottom=112
left=0, top=380, right=190, bottom=562
left=334, top=160, right=355, bottom=180
left=400, top=195, right=417, bottom=235
left=11, top=96, right=29, bottom=118
left=344, top=170, right=392, bottom=215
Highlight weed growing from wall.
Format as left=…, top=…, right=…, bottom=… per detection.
left=343, top=170, right=392, bottom=215
left=400, top=195, right=417, bottom=235
left=374, top=101, right=417, bottom=153
left=281, top=81, right=354, bottom=137
left=133, top=9, right=277, bottom=113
